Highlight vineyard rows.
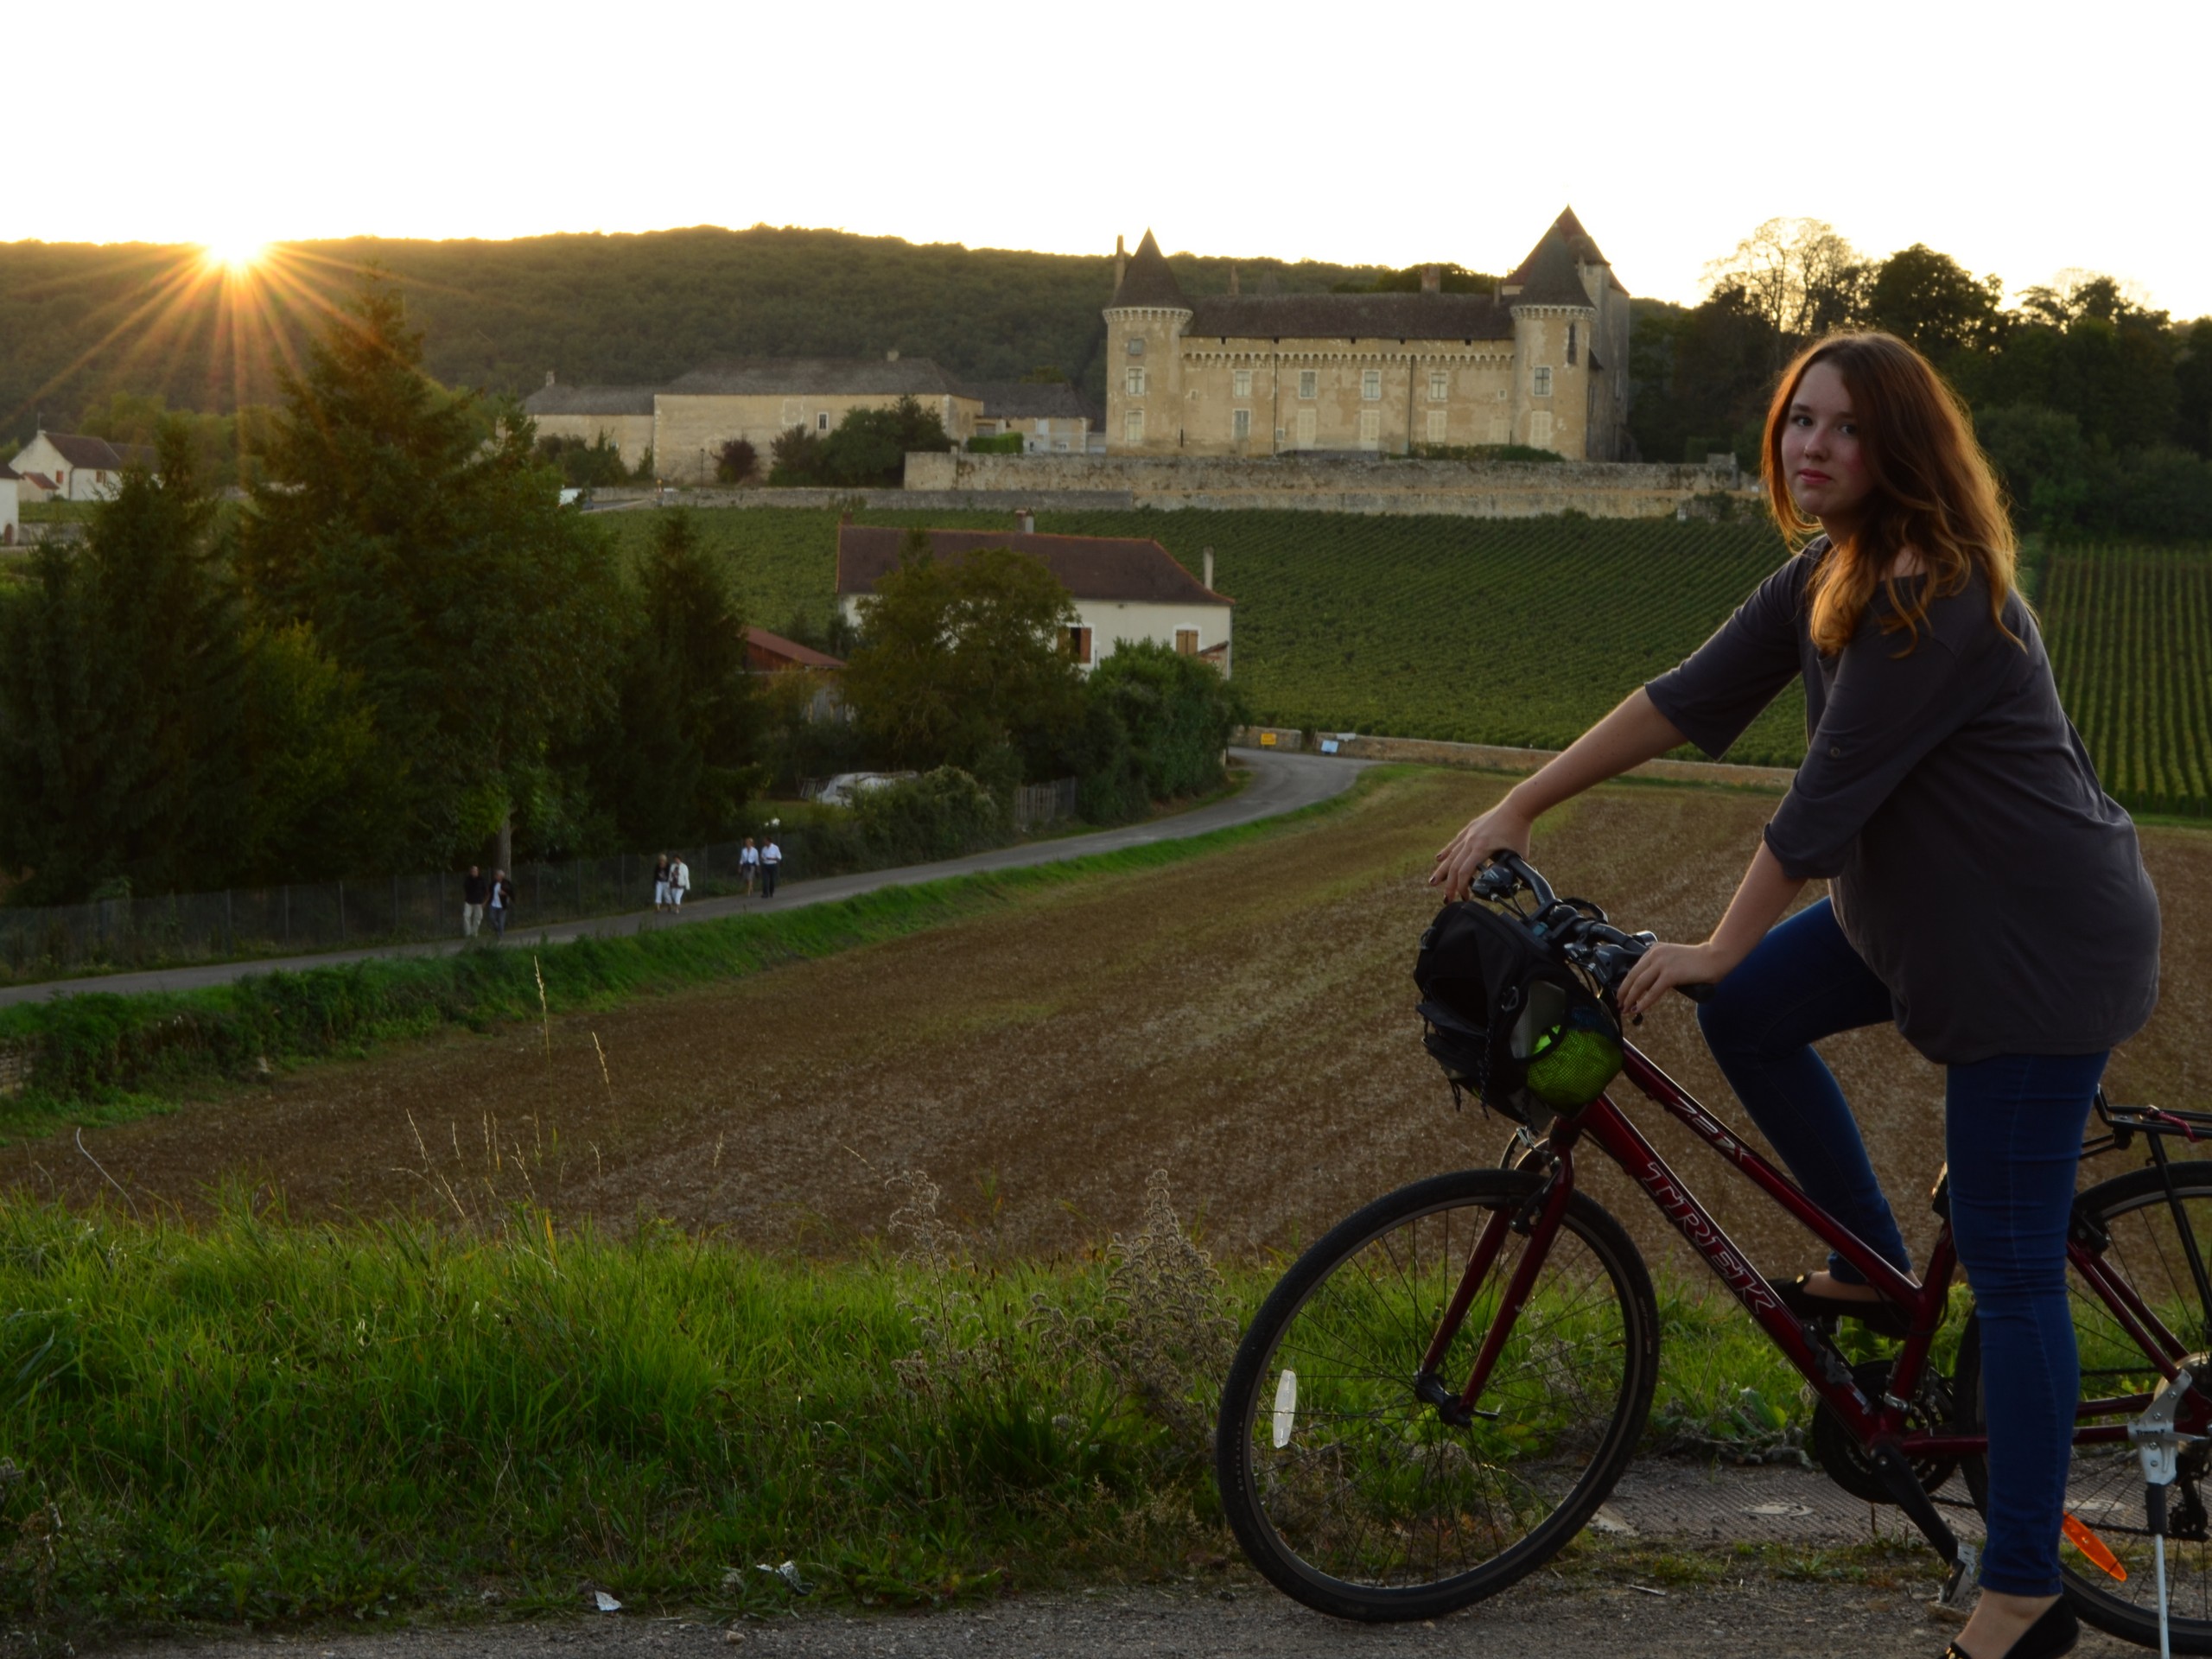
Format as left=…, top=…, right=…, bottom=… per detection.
left=604, top=505, right=2212, bottom=817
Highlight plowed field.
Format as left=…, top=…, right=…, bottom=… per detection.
left=10, top=768, right=2209, bottom=1279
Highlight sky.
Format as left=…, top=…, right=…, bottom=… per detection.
left=18, top=0, right=2210, bottom=319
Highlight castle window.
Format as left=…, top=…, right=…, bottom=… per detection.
left=1489, top=415, right=1511, bottom=443
left=1567, top=322, right=1579, bottom=365
left=1233, top=368, right=1252, bottom=398
left=1532, top=366, right=1554, bottom=397
left=1361, top=369, right=1382, bottom=401
left=1529, top=410, right=1554, bottom=448
left=1126, top=366, right=1147, bottom=396
left=1358, top=410, right=1382, bottom=448
left=1428, top=369, right=1449, bottom=402
left=1426, top=409, right=1447, bottom=444
left=1127, top=338, right=1144, bottom=355
left=1295, top=409, right=1318, bottom=447
left=1125, top=409, right=1145, bottom=443
left=1298, top=369, right=1317, bottom=399
left=817, top=411, right=830, bottom=431
left=1232, top=409, right=1251, bottom=441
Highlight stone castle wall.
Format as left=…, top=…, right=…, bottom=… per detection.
left=901, top=452, right=1749, bottom=519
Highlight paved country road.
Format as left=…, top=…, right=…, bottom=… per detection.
left=0, top=749, right=1371, bottom=1009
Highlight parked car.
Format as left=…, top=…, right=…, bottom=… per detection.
left=814, top=771, right=917, bottom=807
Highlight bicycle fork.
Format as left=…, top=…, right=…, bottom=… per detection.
left=1414, top=1162, right=1574, bottom=1427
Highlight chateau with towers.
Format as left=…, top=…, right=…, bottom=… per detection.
left=1103, top=208, right=1631, bottom=461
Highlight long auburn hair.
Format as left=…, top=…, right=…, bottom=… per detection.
left=1762, top=332, right=2018, bottom=654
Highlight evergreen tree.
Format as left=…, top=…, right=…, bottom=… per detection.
left=0, top=424, right=249, bottom=900
left=582, top=512, right=760, bottom=843
left=240, top=270, right=622, bottom=869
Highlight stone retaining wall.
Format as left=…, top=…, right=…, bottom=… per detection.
left=586, top=486, right=1135, bottom=512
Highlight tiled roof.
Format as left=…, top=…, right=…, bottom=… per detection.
left=1510, top=230, right=1597, bottom=309
left=958, top=381, right=1095, bottom=422
left=1108, top=230, right=1188, bottom=310
left=1506, top=207, right=1626, bottom=301
left=522, top=385, right=657, bottom=416
left=40, top=432, right=155, bottom=470
left=744, top=626, right=845, bottom=671
left=836, top=527, right=1231, bottom=607
left=664, top=358, right=968, bottom=397
left=1185, top=291, right=1516, bottom=341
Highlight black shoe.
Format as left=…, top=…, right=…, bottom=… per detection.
left=1942, top=1595, right=2077, bottom=1659
left=1770, top=1272, right=1912, bottom=1339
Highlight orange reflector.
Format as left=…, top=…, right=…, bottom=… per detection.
left=2063, top=1512, right=2127, bottom=1581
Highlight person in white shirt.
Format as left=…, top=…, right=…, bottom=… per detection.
left=667, top=855, right=690, bottom=909
left=760, top=838, right=782, bottom=899
left=738, top=836, right=760, bottom=897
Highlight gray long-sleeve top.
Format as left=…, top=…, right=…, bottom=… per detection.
left=1645, top=543, right=2158, bottom=1065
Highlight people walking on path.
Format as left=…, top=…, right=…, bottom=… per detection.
left=488, top=869, right=515, bottom=941
left=760, top=836, right=782, bottom=899
left=667, top=855, right=690, bottom=911
left=652, top=854, right=671, bottom=913
left=739, top=837, right=760, bottom=897
left=461, top=866, right=488, bottom=938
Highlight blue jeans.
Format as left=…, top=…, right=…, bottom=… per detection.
left=1698, top=899, right=2106, bottom=1596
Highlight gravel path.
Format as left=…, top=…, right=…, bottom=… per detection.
left=0, top=750, right=1369, bottom=1008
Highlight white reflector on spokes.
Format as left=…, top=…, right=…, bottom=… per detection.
left=1272, top=1369, right=1298, bottom=1448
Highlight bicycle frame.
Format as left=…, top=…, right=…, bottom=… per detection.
left=1430, top=1039, right=2201, bottom=1468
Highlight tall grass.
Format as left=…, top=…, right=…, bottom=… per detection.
left=0, top=1176, right=1838, bottom=1642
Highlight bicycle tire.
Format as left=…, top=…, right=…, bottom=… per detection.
left=1955, top=1160, right=2212, bottom=1653
left=1215, top=1168, right=1659, bottom=1622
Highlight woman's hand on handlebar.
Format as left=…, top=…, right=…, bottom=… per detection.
left=1618, top=939, right=1740, bottom=1021
left=1431, top=800, right=1535, bottom=900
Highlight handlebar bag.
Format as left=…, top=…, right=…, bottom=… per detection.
left=1414, top=901, right=1623, bottom=1119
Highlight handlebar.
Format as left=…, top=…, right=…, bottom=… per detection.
left=1471, top=853, right=1714, bottom=1006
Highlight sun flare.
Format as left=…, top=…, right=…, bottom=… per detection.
left=202, top=238, right=268, bottom=276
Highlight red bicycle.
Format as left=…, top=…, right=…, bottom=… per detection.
left=1215, top=854, right=2212, bottom=1649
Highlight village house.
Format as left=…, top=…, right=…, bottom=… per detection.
left=0, top=464, right=17, bottom=544
left=744, top=625, right=846, bottom=722
left=9, top=430, right=159, bottom=501
left=835, top=520, right=1232, bottom=677
left=962, top=381, right=1100, bottom=453
left=1103, top=208, right=1632, bottom=461
left=524, top=357, right=985, bottom=485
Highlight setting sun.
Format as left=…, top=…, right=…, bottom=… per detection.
left=202, top=237, right=268, bottom=276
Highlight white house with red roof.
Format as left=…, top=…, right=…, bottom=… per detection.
left=0, top=463, right=18, bottom=544
left=835, top=522, right=1233, bottom=676
left=10, top=430, right=158, bottom=502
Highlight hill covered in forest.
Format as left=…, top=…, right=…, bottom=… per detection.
left=0, top=226, right=1389, bottom=439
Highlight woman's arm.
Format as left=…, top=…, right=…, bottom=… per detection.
left=1430, top=689, right=1687, bottom=899
left=1616, top=840, right=1805, bottom=1018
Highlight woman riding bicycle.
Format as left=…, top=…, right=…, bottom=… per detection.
left=1433, top=332, right=2160, bottom=1659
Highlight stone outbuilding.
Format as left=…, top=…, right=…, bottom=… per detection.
left=524, top=378, right=657, bottom=471
left=835, top=524, right=1232, bottom=677
left=961, top=381, right=1100, bottom=453
left=9, top=431, right=158, bottom=501
left=1103, top=208, right=1632, bottom=461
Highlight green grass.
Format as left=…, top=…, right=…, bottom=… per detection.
left=0, top=768, right=1380, bottom=1131
left=0, top=1192, right=1865, bottom=1642
left=629, top=503, right=2212, bottom=812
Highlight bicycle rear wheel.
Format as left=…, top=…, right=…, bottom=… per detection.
left=1215, top=1168, right=1658, bottom=1622
left=1956, top=1160, right=2212, bottom=1653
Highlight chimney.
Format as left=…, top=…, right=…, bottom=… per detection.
left=545, top=369, right=556, bottom=386
left=1017, top=508, right=1035, bottom=536
left=1202, top=546, right=1215, bottom=591
left=1421, top=264, right=1440, bottom=296
left=1228, top=264, right=1241, bottom=296
left=1115, top=233, right=1127, bottom=290
left=886, top=347, right=899, bottom=362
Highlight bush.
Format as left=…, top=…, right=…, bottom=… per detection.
left=716, top=436, right=759, bottom=485
left=1085, top=641, right=1242, bottom=802
left=849, top=766, right=1007, bottom=864
left=967, top=432, right=1025, bottom=454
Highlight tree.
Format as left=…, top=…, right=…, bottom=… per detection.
left=0, top=423, right=249, bottom=900
left=767, top=424, right=828, bottom=486
left=767, top=398, right=953, bottom=488
left=1859, top=245, right=2003, bottom=360
left=1701, top=218, right=1866, bottom=366
left=842, top=531, right=1083, bottom=772
left=1084, top=640, right=1242, bottom=799
left=579, top=511, right=760, bottom=843
left=239, top=270, right=622, bottom=872
left=716, top=436, right=759, bottom=485
left=1332, top=262, right=1500, bottom=295
left=537, top=432, right=633, bottom=488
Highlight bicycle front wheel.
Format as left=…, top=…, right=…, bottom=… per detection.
left=1215, top=1168, right=1659, bottom=1622
left=1956, top=1160, right=2212, bottom=1653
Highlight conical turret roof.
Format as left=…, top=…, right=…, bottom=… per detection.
left=1109, top=230, right=1189, bottom=309
left=1506, top=212, right=1598, bottom=309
